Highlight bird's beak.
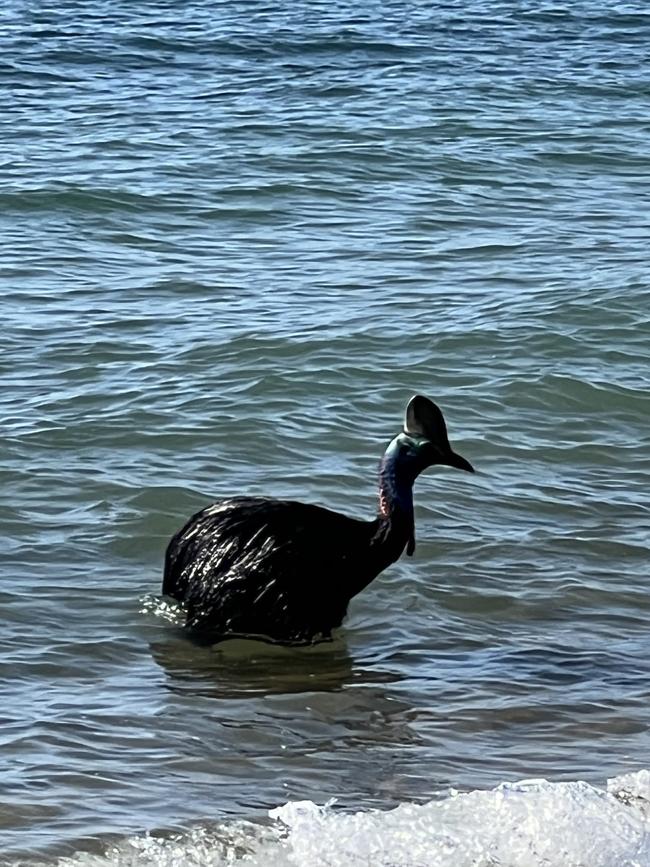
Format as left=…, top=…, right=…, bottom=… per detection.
left=445, top=450, right=474, bottom=473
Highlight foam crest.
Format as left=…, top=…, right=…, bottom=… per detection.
left=272, top=777, right=650, bottom=866
left=54, top=772, right=650, bottom=867
left=57, top=823, right=289, bottom=867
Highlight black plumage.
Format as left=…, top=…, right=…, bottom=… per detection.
left=163, top=395, right=474, bottom=644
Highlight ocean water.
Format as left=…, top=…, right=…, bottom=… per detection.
left=2, top=0, right=650, bottom=864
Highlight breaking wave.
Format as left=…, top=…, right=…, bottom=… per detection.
left=56, top=771, right=650, bottom=867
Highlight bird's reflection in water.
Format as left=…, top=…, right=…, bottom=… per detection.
left=149, top=630, right=400, bottom=700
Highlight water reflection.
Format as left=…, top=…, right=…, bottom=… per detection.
left=149, top=632, right=399, bottom=700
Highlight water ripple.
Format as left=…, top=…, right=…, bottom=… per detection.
left=2, top=0, right=650, bottom=861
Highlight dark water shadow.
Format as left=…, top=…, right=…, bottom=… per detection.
left=148, top=628, right=400, bottom=700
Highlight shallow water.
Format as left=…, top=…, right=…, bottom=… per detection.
left=2, top=0, right=650, bottom=863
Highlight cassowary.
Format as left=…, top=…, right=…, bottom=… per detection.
left=162, top=395, right=474, bottom=644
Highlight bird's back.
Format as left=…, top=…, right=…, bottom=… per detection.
left=163, top=497, right=374, bottom=643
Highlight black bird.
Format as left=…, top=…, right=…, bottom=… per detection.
left=162, top=395, right=474, bottom=645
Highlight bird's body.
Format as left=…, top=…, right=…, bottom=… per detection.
left=163, top=496, right=410, bottom=643
left=163, top=396, right=473, bottom=644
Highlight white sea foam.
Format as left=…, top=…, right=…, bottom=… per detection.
left=54, top=771, right=650, bottom=867
left=139, top=593, right=186, bottom=624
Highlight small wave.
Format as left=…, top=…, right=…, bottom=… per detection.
left=53, top=771, right=650, bottom=867
left=139, top=593, right=185, bottom=624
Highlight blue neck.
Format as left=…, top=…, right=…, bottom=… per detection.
left=378, top=436, right=415, bottom=520
left=374, top=436, right=418, bottom=559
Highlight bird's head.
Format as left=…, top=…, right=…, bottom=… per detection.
left=386, top=395, right=474, bottom=479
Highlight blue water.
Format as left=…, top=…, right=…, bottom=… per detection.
left=2, top=1, right=650, bottom=864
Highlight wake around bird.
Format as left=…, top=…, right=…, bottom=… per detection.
left=162, top=395, right=474, bottom=645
